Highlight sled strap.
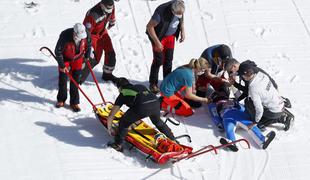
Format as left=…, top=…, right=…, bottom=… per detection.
left=165, top=117, right=180, bottom=126
left=175, top=134, right=191, bottom=143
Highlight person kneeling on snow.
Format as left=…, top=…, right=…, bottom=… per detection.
left=54, top=23, right=91, bottom=112
left=236, top=62, right=293, bottom=131
left=106, top=77, right=175, bottom=152
left=210, top=99, right=276, bottom=151
left=159, top=58, right=210, bottom=117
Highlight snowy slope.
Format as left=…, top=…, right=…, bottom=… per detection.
left=1, top=0, right=310, bottom=180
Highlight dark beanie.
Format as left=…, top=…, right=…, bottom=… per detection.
left=238, top=60, right=259, bottom=76
left=217, top=44, right=232, bottom=62
left=115, top=77, right=130, bottom=89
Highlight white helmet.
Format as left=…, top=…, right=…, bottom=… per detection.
left=73, top=23, right=87, bottom=40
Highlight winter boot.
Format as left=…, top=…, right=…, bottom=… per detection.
left=70, top=104, right=81, bottom=112
left=149, top=84, right=160, bottom=94
left=102, top=72, right=116, bottom=83
left=262, top=131, right=276, bottom=149
left=107, top=141, right=123, bottom=152
left=55, top=101, right=65, bottom=108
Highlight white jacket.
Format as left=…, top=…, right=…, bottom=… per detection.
left=248, top=72, right=284, bottom=122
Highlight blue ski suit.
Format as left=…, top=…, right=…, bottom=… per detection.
left=208, top=100, right=266, bottom=147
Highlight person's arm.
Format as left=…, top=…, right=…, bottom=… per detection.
left=179, top=17, right=185, bottom=43
left=146, top=12, right=163, bottom=51
left=107, top=105, right=121, bottom=136
left=206, top=69, right=229, bottom=84
left=185, top=86, right=209, bottom=103
left=249, top=88, right=264, bottom=123
left=107, top=8, right=116, bottom=30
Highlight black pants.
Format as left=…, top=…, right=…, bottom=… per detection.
left=115, top=101, right=175, bottom=145
left=149, top=48, right=174, bottom=86
left=245, top=97, right=283, bottom=128
left=57, top=70, right=81, bottom=105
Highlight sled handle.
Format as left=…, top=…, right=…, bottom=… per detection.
left=165, top=117, right=180, bottom=126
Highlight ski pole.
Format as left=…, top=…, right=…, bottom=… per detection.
left=39, top=46, right=97, bottom=110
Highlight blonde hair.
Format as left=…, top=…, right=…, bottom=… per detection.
left=187, top=57, right=208, bottom=70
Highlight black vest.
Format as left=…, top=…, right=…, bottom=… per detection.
left=146, top=1, right=182, bottom=42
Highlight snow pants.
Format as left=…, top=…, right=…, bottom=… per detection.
left=149, top=35, right=175, bottom=86
left=223, top=109, right=265, bottom=147
left=92, top=33, right=116, bottom=74
left=57, top=59, right=83, bottom=105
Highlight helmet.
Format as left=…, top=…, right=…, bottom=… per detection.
left=73, top=23, right=87, bottom=39
left=101, top=0, right=114, bottom=6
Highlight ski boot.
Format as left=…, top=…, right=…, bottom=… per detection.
left=262, top=131, right=276, bottom=149
left=220, top=138, right=239, bottom=152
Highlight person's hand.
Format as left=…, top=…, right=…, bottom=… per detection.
left=179, top=32, right=185, bottom=43
left=228, top=77, right=236, bottom=85
left=107, top=121, right=113, bottom=136
left=247, top=122, right=256, bottom=130
left=202, top=97, right=209, bottom=104
left=154, top=41, right=163, bottom=52
left=59, top=67, right=68, bottom=73
left=107, top=23, right=115, bottom=30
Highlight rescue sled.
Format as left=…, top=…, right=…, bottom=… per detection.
left=95, top=103, right=193, bottom=164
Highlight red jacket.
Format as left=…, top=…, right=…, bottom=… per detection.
left=83, top=3, right=116, bottom=39
left=55, top=28, right=88, bottom=68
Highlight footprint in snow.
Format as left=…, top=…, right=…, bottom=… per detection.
left=24, top=1, right=40, bottom=15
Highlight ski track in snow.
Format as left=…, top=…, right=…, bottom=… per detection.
left=1, top=0, right=310, bottom=179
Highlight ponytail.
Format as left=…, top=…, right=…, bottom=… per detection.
left=182, top=58, right=209, bottom=70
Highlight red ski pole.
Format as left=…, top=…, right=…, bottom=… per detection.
left=39, top=46, right=97, bottom=110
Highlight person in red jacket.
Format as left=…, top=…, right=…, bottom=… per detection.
left=81, top=0, right=117, bottom=83
left=54, top=23, right=90, bottom=112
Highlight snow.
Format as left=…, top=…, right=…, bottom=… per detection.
left=1, top=0, right=310, bottom=179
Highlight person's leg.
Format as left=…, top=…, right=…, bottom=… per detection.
left=100, top=33, right=116, bottom=82
left=69, top=70, right=81, bottom=105
left=147, top=102, right=175, bottom=140
left=223, top=118, right=237, bottom=142
left=114, top=109, right=140, bottom=146
left=57, top=63, right=69, bottom=105
left=239, top=119, right=265, bottom=147
left=149, top=44, right=163, bottom=92
left=162, top=35, right=175, bottom=78
left=258, top=109, right=283, bottom=129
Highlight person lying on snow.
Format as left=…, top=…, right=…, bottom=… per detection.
left=159, top=58, right=210, bottom=117
left=106, top=77, right=175, bottom=152
left=210, top=97, right=276, bottom=151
